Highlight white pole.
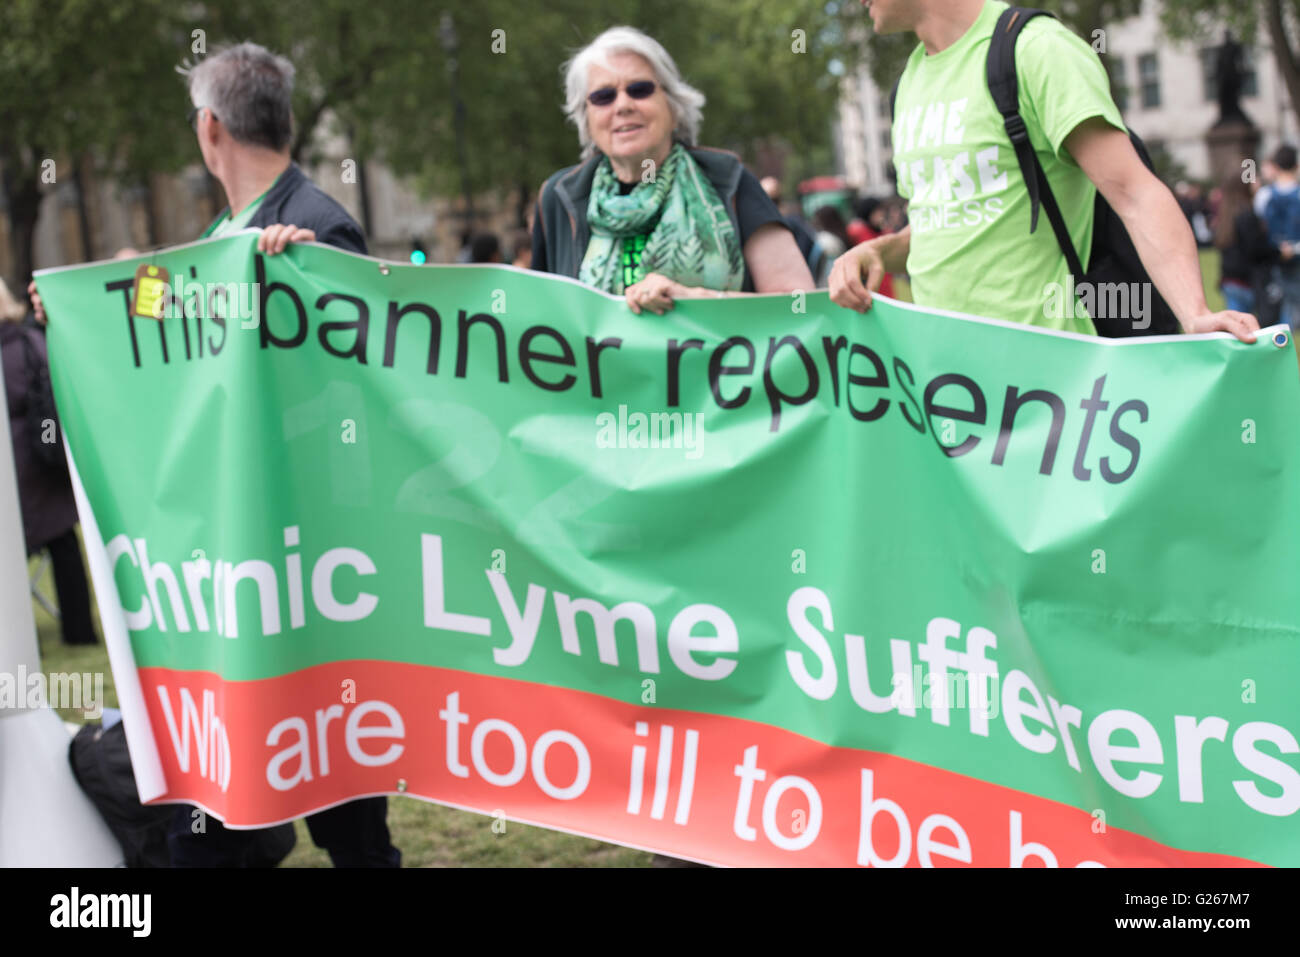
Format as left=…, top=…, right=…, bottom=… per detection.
left=0, top=352, right=122, bottom=866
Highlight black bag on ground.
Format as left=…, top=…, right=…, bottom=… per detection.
left=69, top=721, right=296, bottom=867
left=69, top=722, right=173, bottom=867
left=890, top=6, right=1182, bottom=336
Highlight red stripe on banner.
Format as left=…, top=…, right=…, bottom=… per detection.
left=136, top=663, right=1266, bottom=867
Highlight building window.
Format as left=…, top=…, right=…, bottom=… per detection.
left=1200, top=45, right=1259, bottom=102
left=1106, top=56, right=1129, bottom=112
left=878, top=94, right=891, bottom=119
left=1138, top=53, right=1160, bottom=109
left=880, top=129, right=892, bottom=148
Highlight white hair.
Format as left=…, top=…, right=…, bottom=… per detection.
left=178, top=42, right=296, bottom=151
left=562, top=26, right=705, bottom=160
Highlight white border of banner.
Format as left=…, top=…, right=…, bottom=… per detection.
left=65, top=443, right=166, bottom=801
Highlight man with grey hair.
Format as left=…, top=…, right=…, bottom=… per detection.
left=184, top=42, right=366, bottom=253
left=26, top=43, right=364, bottom=313
left=166, top=41, right=398, bottom=868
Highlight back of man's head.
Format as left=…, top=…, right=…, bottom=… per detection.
left=184, top=42, right=295, bottom=152
left=1272, top=144, right=1298, bottom=174
left=470, top=233, right=502, bottom=263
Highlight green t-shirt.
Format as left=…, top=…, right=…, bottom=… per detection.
left=622, top=232, right=650, bottom=288
left=892, top=0, right=1126, bottom=334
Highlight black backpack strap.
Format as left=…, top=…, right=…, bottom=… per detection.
left=986, top=6, right=1085, bottom=279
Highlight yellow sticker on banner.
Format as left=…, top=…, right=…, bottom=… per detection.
left=132, top=263, right=170, bottom=320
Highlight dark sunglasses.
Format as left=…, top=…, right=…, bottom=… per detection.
left=587, top=80, right=657, bottom=107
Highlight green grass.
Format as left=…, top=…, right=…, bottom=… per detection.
left=1200, top=248, right=1226, bottom=313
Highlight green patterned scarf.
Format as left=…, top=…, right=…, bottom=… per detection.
left=579, top=143, right=745, bottom=295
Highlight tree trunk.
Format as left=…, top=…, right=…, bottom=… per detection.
left=1, top=157, right=43, bottom=298
left=143, top=173, right=160, bottom=248
left=1265, top=0, right=1300, bottom=136
left=349, top=126, right=373, bottom=240
left=516, top=181, right=530, bottom=229
left=72, top=157, right=94, bottom=262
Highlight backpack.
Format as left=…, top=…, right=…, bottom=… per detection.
left=69, top=721, right=175, bottom=867
left=1263, top=186, right=1300, bottom=249
left=69, top=719, right=297, bottom=867
left=891, top=5, right=1181, bottom=337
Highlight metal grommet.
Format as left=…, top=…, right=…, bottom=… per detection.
left=396, top=778, right=407, bottom=792
left=1272, top=329, right=1289, bottom=349
left=379, top=263, right=391, bottom=276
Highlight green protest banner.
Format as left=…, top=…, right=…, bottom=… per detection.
left=35, top=231, right=1300, bottom=866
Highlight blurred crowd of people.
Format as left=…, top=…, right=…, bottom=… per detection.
left=456, top=182, right=909, bottom=293
left=1194, top=144, right=1300, bottom=329
left=758, top=176, right=906, bottom=293
left=0, top=277, right=98, bottom=647
left=455, top=228, right=533, bottom=269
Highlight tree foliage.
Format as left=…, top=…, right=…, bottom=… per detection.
left=1, top=0, right=854, bottom=280
left=852, top=1, right=1147, bottom=89
left=0, top=0, right=196, bottom=287
left=192, top=0, right=844, bottom=200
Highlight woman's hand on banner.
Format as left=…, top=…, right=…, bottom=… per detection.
left=625, top=272, right=692, bottom=315
left=258, top=224, right=317, bottom=256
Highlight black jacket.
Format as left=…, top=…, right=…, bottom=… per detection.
left=212, top=162, right=368, bottom=254
left=1219, top=209, right=1278, bottom=286
left=1, top=319, right=78, bottom=553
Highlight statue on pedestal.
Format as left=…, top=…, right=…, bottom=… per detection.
left=1205, top=29, right=1260, bottom=185
left=1214, top=31, right=1251, bottom=126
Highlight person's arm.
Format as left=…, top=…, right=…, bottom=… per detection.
left=828, top=226, right=911, bottom=312
left=1065, top=118, right=1257, bottom=341
left=625, top=168, right=815, bottom=313
left=625, top=224, right=814, bottom=315
left=740, top=222, right=815, bottom=293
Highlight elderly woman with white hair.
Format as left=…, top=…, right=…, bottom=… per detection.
left=532, top=26, right=813, bottom=313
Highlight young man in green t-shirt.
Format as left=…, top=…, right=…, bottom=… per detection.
left=831, top=0, right=1259, bottom=342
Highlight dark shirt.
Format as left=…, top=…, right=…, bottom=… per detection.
left=732, top=170, right=787, bottom=247
left=207, top=163, right=367, bottom=255
left=1219, top=210, right=1279, bottom=286
left=2, top=319, right=78, bottom=552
